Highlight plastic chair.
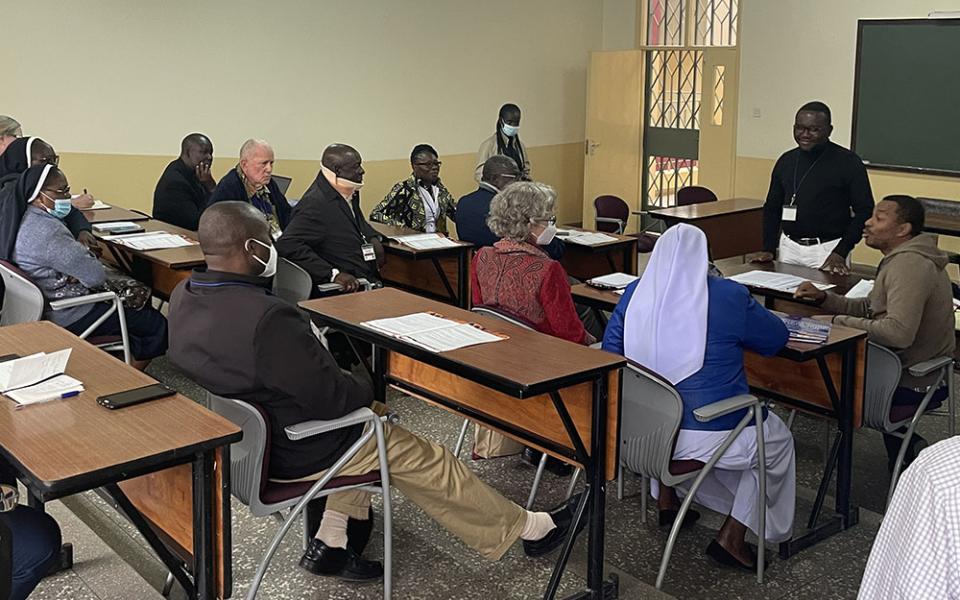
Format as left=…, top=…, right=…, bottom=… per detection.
left=861, top=342, right=954, bottom=508
left=593, top=195, right=630, bottom=234
left=0, top=260, right=131, bottom=364
left=676, top=186, right=718, bottom=207
left=272, top=258, right=313, bottom=305
left=207, top=393, right=393, bottom=600
left=618, top=363, right=767, bottom=588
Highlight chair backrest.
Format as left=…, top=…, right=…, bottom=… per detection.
left=593, top=195, right=630, bottom=233
left=676, top=186, right=718, bottom=207
left=619, top=363, right=688, bottom=487
left=272, top=174, right=293, bottom=197
left=272, top=257, right=313, bottom=304
left=862, top=341, right=903, bottom=432
left=0, top=260, right=44, bottom=326
left=207, top=392, right=274, bottom=515
left=471, top=306, right=536, bottom=331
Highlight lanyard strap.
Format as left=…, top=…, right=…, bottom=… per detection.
left=791, top=151, right=825, bottom=205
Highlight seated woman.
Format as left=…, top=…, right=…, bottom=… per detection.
left=12, top=165, right=168, bottom=370
left=603, top=224, right=795, bottom=572
left=369, top=144, right=457, bottom=234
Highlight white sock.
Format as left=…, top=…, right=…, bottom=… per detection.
left=520, top=510, right=557, bottom=541
left=316, top=509, right=349, bottom=549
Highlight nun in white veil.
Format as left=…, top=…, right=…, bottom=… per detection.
left=602, top=224, right=795, bottom=571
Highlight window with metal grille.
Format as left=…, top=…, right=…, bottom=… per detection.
left=645, top=0, right=739, bottom=47
left=695, top=0, right=738, bottom=46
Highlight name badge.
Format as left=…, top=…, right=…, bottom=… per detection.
left=782, top=206, right=798, bottom=222
left=361, top=243, right=377, bottom=262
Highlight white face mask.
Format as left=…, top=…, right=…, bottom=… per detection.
left=530, top=219, right=557, bottom=245
left=501, top=123, right=520, bottom=137
left=246, top=238, right=277, bottom=278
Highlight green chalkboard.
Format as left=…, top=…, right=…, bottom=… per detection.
left=852, top=19, right=960, bottom=177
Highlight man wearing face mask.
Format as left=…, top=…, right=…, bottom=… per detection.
left=475, top=103, right=530, bottom=182
left=276, top=144, right=385, bottom=294
left=152, top=133, right=216, bottom=231
left=208, top=138, right=291, bottom=239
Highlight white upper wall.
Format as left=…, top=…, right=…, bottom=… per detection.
left=6, top=0, right=603, bottom=160
left=737, top=0, right=959, bottom=159
left=602, top=0, right=638, bottom=50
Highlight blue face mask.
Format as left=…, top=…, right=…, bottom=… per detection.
left=501, top=122, right=520, bottom=137
left=41, top=192, right=72, bottom=219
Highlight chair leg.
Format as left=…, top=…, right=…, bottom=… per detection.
left=374, top=420, right=394, bottom=600
left=565, top=468, right=581, bottom=500
left=616, top=464, right=624, bottom=502
left=301, top=508, right=310, bottom=551
left=525, top=453, right=548, bottom=510
left=755, top=409, right=766, bottom=585
left=453, top=418, right=470, bottom=458
left=949, top=364, right=956, bottom=438
left=785, top=409, right=797, bottom=431
left=161, top=572, right=174, bottom=597
left=640, top=475, right=648, bottom=525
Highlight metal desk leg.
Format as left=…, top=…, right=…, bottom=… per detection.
left=430, top=258, right=458, bottom=306
left=837, top=345, right=859, bottom=528
left=372, top=345, right=387, bottom=403
left=457, top=248, right=471, bottom=308
left=192, top=450, right=216, bottom=599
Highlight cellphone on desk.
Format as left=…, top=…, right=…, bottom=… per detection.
left=97, top=383, right=175, bottom=410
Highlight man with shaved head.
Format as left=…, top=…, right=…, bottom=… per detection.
left=208, top=138, right=291, bottom=238
left=276, top=143, right=384, bottom=292
left=152, top=133, right=215, bottom=230
left=169, top=201, right=583, bottom=584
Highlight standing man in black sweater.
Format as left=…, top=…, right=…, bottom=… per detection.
left=752, top=101, right=874, bottom=275
left=152, top=133, right=215, bottom=231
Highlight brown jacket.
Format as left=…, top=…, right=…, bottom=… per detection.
left=821, top=234, right=955, bottom=387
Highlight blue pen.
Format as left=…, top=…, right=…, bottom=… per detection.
left=61, top=391, right=80, bottom=399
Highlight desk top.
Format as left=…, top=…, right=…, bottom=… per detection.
left=96, top=219, right=205, bottom=270
left=559, top=227, right=638, bottom=251
left=301, top=287, right=624, bottom=398
left=645, top=197, right=765, bottom=221
left=0, top=322, right=240, bottom=498
left=721, top=261, right=861, bottom=299
left=370, top=222, right=473, bottom=257
left=82, top=206, right=151, bottom=223
left=924, top=213, right=960, bottom=237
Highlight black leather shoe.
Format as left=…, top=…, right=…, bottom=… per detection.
left=523, top=494, right=587, bottom=557
left=299, top=539, right=383, bottom=582
left=305, top=500, right=375, bottom=556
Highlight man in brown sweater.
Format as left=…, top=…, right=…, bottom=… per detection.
left=795, top=195, right=955, bottom=469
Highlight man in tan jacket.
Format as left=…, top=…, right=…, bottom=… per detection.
left=795, top=195, right=955, bottom=469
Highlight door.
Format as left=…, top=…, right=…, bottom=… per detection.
left=697, top=47, right=739, bottom=198
left=582, top=50, right=646, bottom=233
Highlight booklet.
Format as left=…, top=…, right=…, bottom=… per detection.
left=88, top=200, right=112, bottom=210
left=845, top=279, right=875, bottom=299
left=559, top=231, right=619, bottom=246
left=103, top=231, right=195, bottom=250
left=587, top=272, right=639, bottom=290
left=392, top=233, right=461, bottom=250
left=729, top=270, right=835, bottom=294
left=0, top=349, right=72, bottom=393
left=93, top=221, right=143, bottom=234
left=779, top=315, right=832, bottom=344
left=361, top=312, right=507, bottom=353
left=6, top=375, right=84, bottom=407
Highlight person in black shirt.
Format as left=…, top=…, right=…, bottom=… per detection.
left=152, top=133, right=215, bottom=231
left=752, top=101, right=874, bottom=275
left=275, top=144, right=385, bottom=293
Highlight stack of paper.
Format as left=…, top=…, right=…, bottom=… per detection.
left=845, top=279, right=875, bottom=299
left=88, top=200, right=112, bottom=210
left=0, top=350, right=84, bottom=407
left=779, top=315, right=831, bottom=344
left=558, top=230, right=619, bottom=246
left=362, top=312, right=505, bottom=353
left=587, top=272, right=639, bottom=290
left=93, top=221, right=143, bottom=234
left=393, top=233, right=461, bottom=250
left=103, top=231, right=195, bottom=250
left=728, top=270, right=835, bottom=294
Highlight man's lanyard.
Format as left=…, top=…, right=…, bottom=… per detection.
left=791, top=151, right=825, bottom=206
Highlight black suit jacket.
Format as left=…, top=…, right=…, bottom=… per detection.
left=276, top=175, right=381, bottom=287
left=152, top=159, right=210, bottom=231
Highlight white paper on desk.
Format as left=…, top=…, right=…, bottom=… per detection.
left=362, top=312, right=455, bottom=337
left=6, top=375, right=83, bottom=407
left=588, top=272, right=638, bottom=289
left=93, top=221, right=141, bottom=233
left=395, top=234, right=461, bottom=250
left=845, top=279, right=875, bottom=299
left=88, top=200, right=112, bottom=210
left=402, top=323, right=503, bottom=352
left=0, top=349, right=72, bottom=393
left=563, top=232, right=619, bottom=246
left=728, top=270, right=834, bottom=293
left=109, top=232, right=194, bottom=250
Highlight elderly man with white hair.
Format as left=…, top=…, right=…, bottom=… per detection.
left=208, top=138, right=291, bottom=238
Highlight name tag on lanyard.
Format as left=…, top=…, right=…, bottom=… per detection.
left=361, top=243, right=376, bottom=262
left=782, top=204, right=798, bottom=222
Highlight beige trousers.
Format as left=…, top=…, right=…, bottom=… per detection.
left=473, top=424, right=525, bottom=458
left=280, top=402, right=527, bottom=560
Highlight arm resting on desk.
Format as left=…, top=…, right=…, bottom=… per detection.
left=693, top=395, right=761, bottom=423
left=908, top=356, right=954, bottom=378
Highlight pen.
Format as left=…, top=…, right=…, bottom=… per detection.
left=61, top=391, right=80, bottom=399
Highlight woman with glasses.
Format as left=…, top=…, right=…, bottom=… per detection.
left=369, top=144, right=457, bottom=234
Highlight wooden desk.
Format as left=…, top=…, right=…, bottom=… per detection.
left=721, top=261, right=862, bottom=315
left=558, top=229, right=638, bottom=280
left=300, top=288, right=623, bottom=600
left=645, top=198, right=765, bottom=260
left=924, top=212, right=960, bottom=237
left=371, top=222, right=474, bottom=308
left=0, top=322, right=240, bottom=599
left=81, top=206, right=150, bottom=223
left=569, top=283, right=867, bottom=558
left=95, top=219, right=204, bottom=299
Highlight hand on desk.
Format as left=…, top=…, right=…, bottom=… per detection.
left=819, top=252, right=849, bottom=275
left=793, top=281, right=826, bottom=304
left=78, top=231, right=103, bottom=257
left=71, top=193, right=96, bottom=210
left=750, top=251, right=774, bottom=263
left=334, top=272, right=360, bottom=293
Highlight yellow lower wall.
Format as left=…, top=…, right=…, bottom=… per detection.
left=735, top=155, right=960, bottom=267
left=59, top=142, right=585, bottom=231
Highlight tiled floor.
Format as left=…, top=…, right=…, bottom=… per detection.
left=29, top=271, right=955, bottom=598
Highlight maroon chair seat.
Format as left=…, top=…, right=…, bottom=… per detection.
left=593, top=195, right=630, bottom=234
left=676, top=186, right=718, bottom=207
left=261, top=471, right=382, bottom=505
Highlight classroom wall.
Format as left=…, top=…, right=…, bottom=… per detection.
left=5, top=0, right=607, bottom=224
left=735, top=0, right=960, bottom=264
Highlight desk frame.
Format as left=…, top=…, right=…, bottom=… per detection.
left=379, top=245, right=471, bottom=308
left=308, top=309, right=621, bottom=600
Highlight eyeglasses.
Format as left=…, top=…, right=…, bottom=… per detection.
left=38, top=155, right=60, bottom=166
left=41, top=187, right=70, bottom=197
left=531, top=217, right=557, bottom=226
left=413, top=160, right=442, bottom=168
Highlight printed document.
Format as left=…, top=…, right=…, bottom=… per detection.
left=0, top=349, right=72, bottom=393
left=104, top=231, right=195, bottom=250
left=393, top=233, right=461, bottom=250
left=362, top=312, right=506, bottom=352
left=728, top=270, right=834, bottom=293
left=588, top=272, right=639, bottom=289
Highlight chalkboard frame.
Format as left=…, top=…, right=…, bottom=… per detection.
left=851, top=17, right=960, bottom=178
